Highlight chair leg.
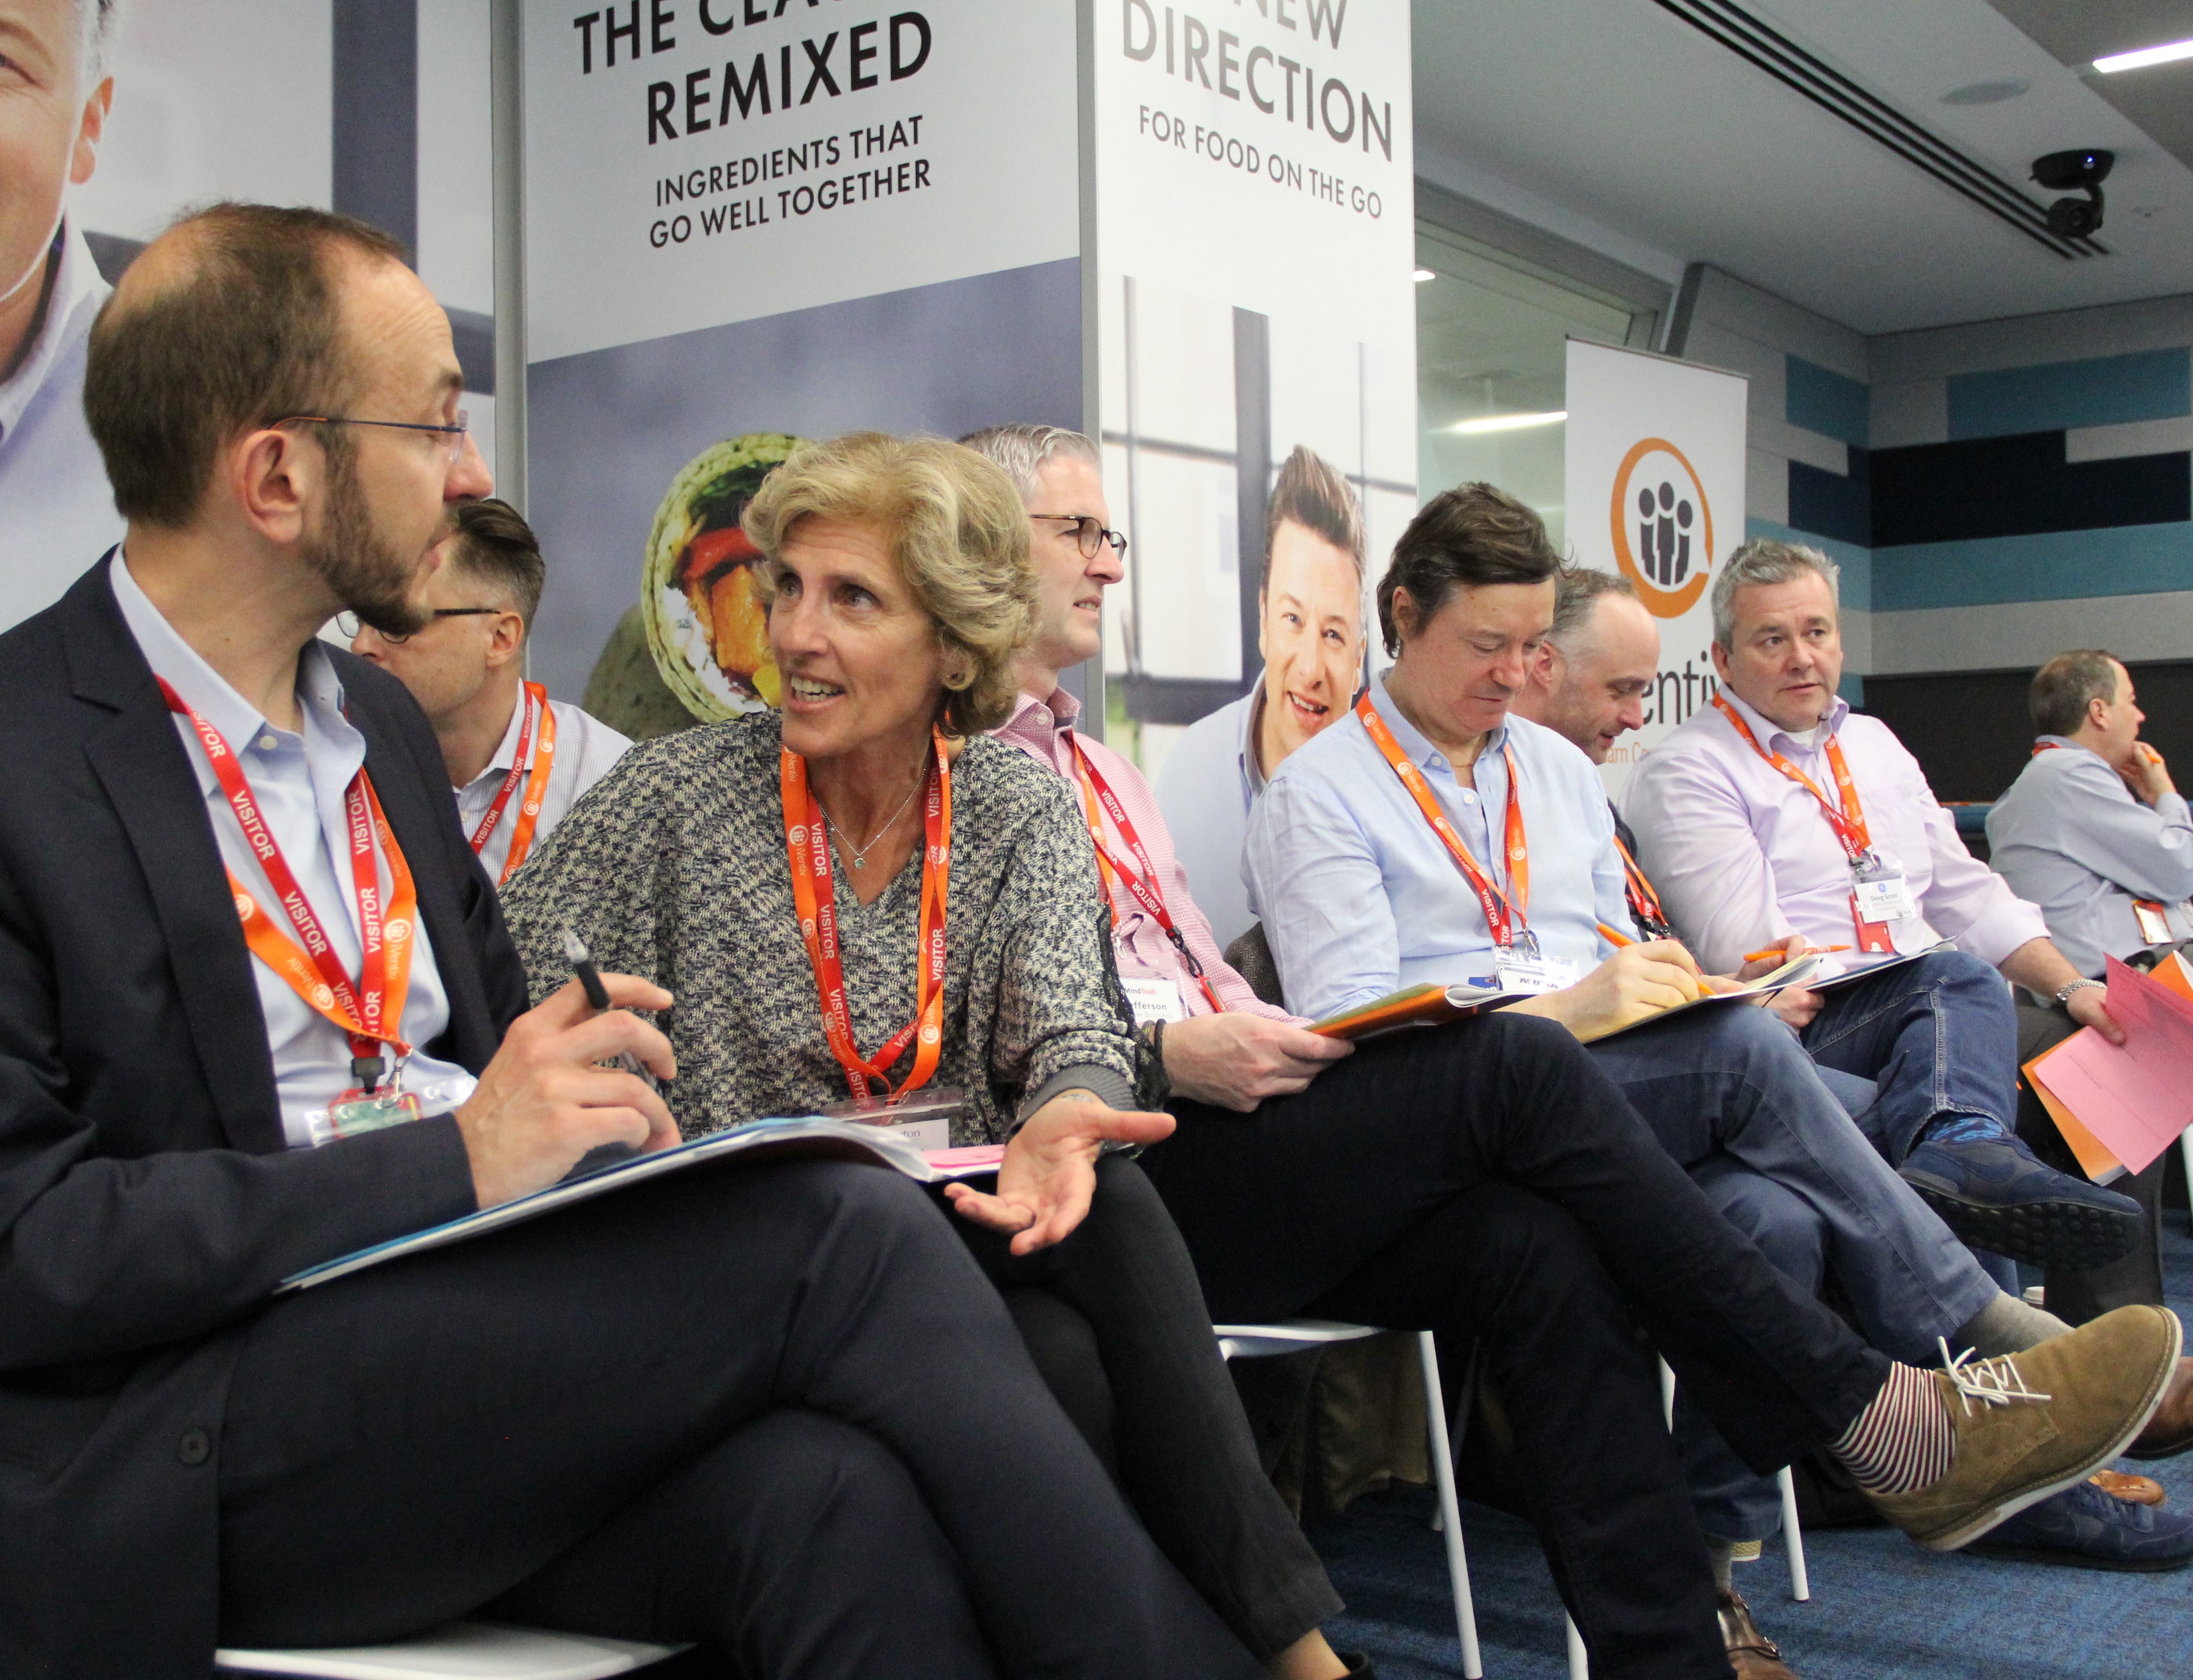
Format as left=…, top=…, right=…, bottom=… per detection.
left=1657, top=1356, right=1676, bottom=1432
left=2180, top=1125, right=2193, bottom=1211
left=1417, top=1331, right=1483, bottom=1680
left=1776, top=1466, right=1810, bottom=1602
left=1565, top=1611, right=1589, bottom=1680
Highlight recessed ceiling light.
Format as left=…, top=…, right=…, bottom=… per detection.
left=1941, top=78, right=2028, bottom=105
left=2095, top=38, right=2193, bottom=74
left=1450, top=410, right=1567, bottom=435
left=1413, top=268, right=1436, bottom=282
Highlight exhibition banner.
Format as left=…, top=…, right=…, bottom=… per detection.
left=1091, top=0, right=1416, bottom=770
left=1564, top=338, right=1748, bottom=796
left=520, top=0, right=1083, bottom=720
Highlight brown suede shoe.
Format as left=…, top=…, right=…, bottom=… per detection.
left=1717, top=1590, right=1798, bottom=1679
left=2125, top=1357, right=2193, bottom=1460
left=1867, top=1305, right=2183, bottom=1552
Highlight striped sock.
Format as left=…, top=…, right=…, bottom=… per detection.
left=1828, top=1363, right=1953, bottom=1495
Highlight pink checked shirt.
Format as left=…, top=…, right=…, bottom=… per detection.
left=993, top=689, right=1294, bottom=1023
left=1620, top=688, right=2048, bottom=976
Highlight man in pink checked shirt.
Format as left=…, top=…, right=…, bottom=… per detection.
left=1622, top=539, right=2144, bottom=1279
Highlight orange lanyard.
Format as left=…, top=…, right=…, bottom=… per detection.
left=1356, top=693, right=1529, bottom=949
left=1711, top=694, right=1873, bottom=860
left=781, top=732, right=951, bottom=1102
left=469, top=681, right=559, bottom=885
left=161, top=678, right=417, bottom=1086
left=1712, top=693, right=1896, bottom=953
left=1614, top=833, right=1675, bottom=941
left=2031, top=742, right=2060, bottom=756
left=1070, top=740, right=1224, bottom=1013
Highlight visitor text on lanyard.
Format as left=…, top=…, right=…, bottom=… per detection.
left=469, top=680, right=559, bottom=885
left=161, top=678, right=418, bottom=1092
left=782, top=732, right=951, bottom=1102
left=1614, top=834, right=1676, bottom=942
left=1711, top=694, right=1907, bottom=953
left=1070, top=741, right=1224, bottom=1016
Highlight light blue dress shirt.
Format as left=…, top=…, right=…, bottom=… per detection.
left=1151, top=690, right=1260, bottom=952
left=1986, top=737, right=2193, bottom=979
left=0, top=220, right=125, bottom=631
left=1244, top=671, right=1628, bottom=1021
left=110, top=553, right=472, bottom=1146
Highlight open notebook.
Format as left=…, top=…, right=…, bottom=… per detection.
left=279, top=1118, right=1007, bottom=1295
left=1311, top=950, right=1824, bottom=1043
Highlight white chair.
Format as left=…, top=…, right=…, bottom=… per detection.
left=1214, top=1321, right=1484, bottom=1680
left=1659, top=1357, right=1810, bottom=1602
left=214, top=1620, right=685, bottom=1679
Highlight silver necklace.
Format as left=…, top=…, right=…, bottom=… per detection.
left=818, top=765, right=926, bottom=870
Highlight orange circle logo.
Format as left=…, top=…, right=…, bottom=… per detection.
left=1609, top=437, right=1714, bottom=619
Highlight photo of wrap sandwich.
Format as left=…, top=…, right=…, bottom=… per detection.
left=642, top=432, right=806, bottom=719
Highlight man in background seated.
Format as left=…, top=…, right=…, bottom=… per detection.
left=1154, top=444, right=1367, bottom=950
left=1988, top=649, right=2193, bottom=978
left=353, top=497, right=630, bottom=885
left=1621, top=540, right=2144, bottom=1272
left=1984, top=649, right=2193, bottom=1325
left=1517, top=565, right=2190, bottom=1571
left=0, top=0, right=124, bottom=626
left=0, top=203, right=1271, bottom=1680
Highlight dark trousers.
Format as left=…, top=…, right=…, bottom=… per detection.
left=1140, top=1011, right=1892, bottom=1680
left=958, top=1157, right=1342, bottom=1658
left=2016, top=1001, right=2168, bottom=1322
left=216, top=1158, right=1266, bottom=1680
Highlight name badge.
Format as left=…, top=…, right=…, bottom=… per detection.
left=1121, top=975, right=1188, bottom=1025
left=1851, top=854, right=1919, bottom=923
left=2133, top=900, right=2174, bottom=945
left=823, top=1085, right=965, bottom=1153
left=1493, top=951, right=1581, bottom=995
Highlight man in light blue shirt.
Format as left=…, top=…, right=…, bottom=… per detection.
left=1245, top=482, right=2145, bottom=1589
left=0, top=2, right=125, bottom=628
left=1154, top=445, right=1369, bottom=951
left=1989, top=650, right=2193, bottom=979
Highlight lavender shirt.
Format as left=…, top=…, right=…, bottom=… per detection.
left=1620, top=688, right=2047, bottom=976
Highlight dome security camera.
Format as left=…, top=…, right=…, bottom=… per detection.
left=2031, top=148, right=2113, bottom=239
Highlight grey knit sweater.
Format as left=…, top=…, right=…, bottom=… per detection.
left=498, top=712, right=1138, bottom=1145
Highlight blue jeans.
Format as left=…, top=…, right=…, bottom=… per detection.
left=1590, top=1004, right=2000, bottom=1540
left=1800, top=950, right=2021, bottom=1164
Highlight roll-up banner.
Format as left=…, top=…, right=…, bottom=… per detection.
left=1563, top=338, right=1748, bottom=798
left=1093, top=0, right=1416, bottom=775
left=520, top=0, right=1082, bottom=731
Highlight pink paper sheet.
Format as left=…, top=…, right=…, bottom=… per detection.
left=2026, top=956, right=2193, bottom=1177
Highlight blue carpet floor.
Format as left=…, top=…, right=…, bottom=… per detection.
left=1306, top=1210, right=2193, bottom=1680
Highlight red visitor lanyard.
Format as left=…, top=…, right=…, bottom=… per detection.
left=1711, top=693, right=1894, bottom=953
left=1070, top=740, right=1224, bottom=1013
left=1613, top=834, right=1675, bottom=941
left=782, top=732, right=951, bottom=1102
left=160, top=678, right=417, bottom=1081
left=468, top=681, right=559, bottom=885
left=1355, top=693, right=1530, bottom=950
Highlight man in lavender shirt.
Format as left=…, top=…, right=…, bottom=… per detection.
left=1622, top=540, right=2140, bottom=1271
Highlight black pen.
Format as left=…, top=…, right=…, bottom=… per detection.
left=564, top=928, right=660, bottom=1091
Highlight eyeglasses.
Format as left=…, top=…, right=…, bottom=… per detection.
left=1032, top=513, right=1129, bottom=561
left=337, top=607, right=499, bottom=642
left=273, top=410, right=471, bottom=469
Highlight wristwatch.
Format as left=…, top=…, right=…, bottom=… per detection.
left=2054, top=977, right=2104, bottom=1007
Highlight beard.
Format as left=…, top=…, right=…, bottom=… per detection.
left=300, top=443, right=436, bottom=637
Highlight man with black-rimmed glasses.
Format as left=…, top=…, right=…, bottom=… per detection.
left=352, top=497, right=630, bottom=885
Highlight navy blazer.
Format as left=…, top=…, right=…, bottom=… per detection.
left=0, top=560, right=530, bottom=1678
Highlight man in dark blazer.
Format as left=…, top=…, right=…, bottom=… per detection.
left=0, top=202, right=1264, bottom=1680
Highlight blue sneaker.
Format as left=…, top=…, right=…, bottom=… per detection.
left=1966, top=1474, right=2193, bottom=1571
left=1898, top=1116, right=2141, bottom=1268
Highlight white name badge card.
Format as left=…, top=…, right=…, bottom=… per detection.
left=1121, top=976, right=1188, bottom=1026
left=822, top=1086, right=965, bottom=1154
left=1852, top=871, right=1919, bottom=925
left=1493, top=953, right=1581, bottom=995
